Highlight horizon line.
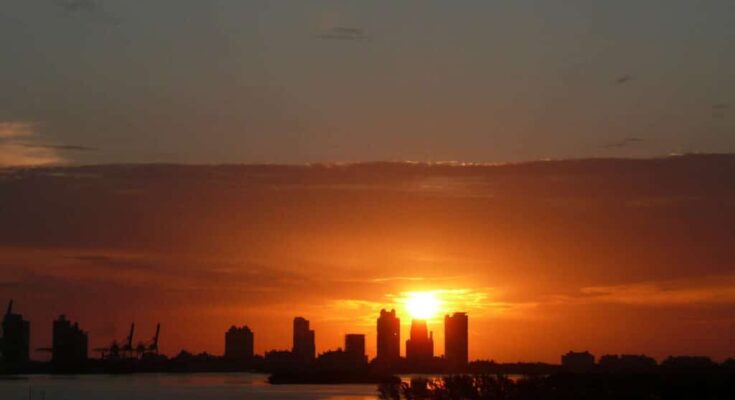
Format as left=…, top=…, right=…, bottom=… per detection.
left=2, top=152, right=732, bottom=171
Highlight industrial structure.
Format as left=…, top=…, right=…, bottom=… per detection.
left=93, top=323, right=160, bottom=360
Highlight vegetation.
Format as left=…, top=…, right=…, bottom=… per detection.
left=378, top=373, right=735, bottom=400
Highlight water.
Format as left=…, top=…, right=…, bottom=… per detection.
left=0, top=373, right=380, bottom=400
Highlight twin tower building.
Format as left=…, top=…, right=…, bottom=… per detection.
left=377, top=309, right=468, bottom=368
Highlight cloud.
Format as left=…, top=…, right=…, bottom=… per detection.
left=322, top=287, right=537, bottom=327
left=0, top=121, right=97, bottom=167
left=395, top=288, right=536, bottom=319
left=615, top=75, right=633, bottom=85
left=370, top=276, right=426, bottom=283
left=0, top=281, right=20, bottom=289
left=56, top=0, right=120, bottom=25
left=0, top=122, right=65, bottom=167
left=576, top=275, right=735, bottom=306
left=22, top=144, right=98, bottom=152
left=712, top=103, right=730, bottom=119
left=602, top=137, right=644, bottom=149
left=316, top=27, right=368, bottom=41
left=58, top=0, right=97, bottom=13
left=0, top=122, right=36, bottom=139
left=65, top=254, right=152, bottom=270
left=0, top=143, right=60, bottom=167
left=2, top=157, right=735, bottom=359
left=67, top=255, right=115, bottom=263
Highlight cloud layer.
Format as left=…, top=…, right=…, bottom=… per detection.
left=317, top=26, right=368, bottom=41
left=2, top=155, right=735, bottom=361
left=0, top=122, right=64, bottom=167
left=0, top=121, right=99, bottom=167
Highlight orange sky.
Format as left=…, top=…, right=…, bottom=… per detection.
left=1, top=157, right=735, bottom=362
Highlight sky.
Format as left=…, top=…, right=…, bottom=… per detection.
left=1, top=0, right=735, bottom=364
left=1, top=156, right=735, bottom=362
left=1, top=0, right=735, bottom=166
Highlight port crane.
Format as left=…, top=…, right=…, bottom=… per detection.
left=135, top=323, right=161, bottom=357
left=93, top=322, right=135, bottom=360
left=94, top=323, right=161, bottom=359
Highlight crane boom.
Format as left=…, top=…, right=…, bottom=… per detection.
left=126, top=323, right=135, bottom=349
left=152, top=323, right=160, bottom=352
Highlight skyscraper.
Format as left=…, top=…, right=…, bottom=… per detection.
left=376, top=309, right=400, bottom=362
left=1, top=300, right=30, bottom=364
left=345, top=334, right=366, bottom=363
left=292, top=317, right=315, bottom=361
left=225, top=325, right=254, bottom=361
left=444, top=312, right=468, bottom=370
left=52, top=314, right=88, bottom=365
left=406, top=319, right=433, bottom=364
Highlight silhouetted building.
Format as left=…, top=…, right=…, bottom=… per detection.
left=1, top=300, right=30, bottom=364
left=406, top=319, right=433, bottom=364
left=225, top=325, right=254, bottom=361
left=292, top=317, right=315, bottom=362
left=264, top=350, right=297, bottom=370
left=598, top=354, right=656, bottom=372
left=376, top=309, right=400, bottom=362
left=662, top=356, right=716, bottom=370
left=316, top=347, right=368, bottom=370
left=444, top=312, right=468, bottom=370
left=345, top=334, right=367, bottom=363
left=561, top=351, right=595, bottom=372
left=52, top=315, right=88, bottom=365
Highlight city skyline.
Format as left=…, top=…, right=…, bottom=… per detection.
left=3, top=299, right=471, bottom=363
left=5, top=298, right=731, bottom=375
left=2, top=156, right=735, bottom=363
left=2, top=1, right=735, bottom=397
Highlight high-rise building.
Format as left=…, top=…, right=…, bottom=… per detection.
left=376, top=309, right=400, bottom=362
left=444, top=312, right=468, bottom=369
left=345, top=334, right=366, bottom=363
left=292, top=317, right=315, bottom=361
left=406, top=319, right=433, bottom=364
left=224, top=325, right=254, bottom=361
left=1, top=300, right=30, bottom=364
left=52, top=315, right=88, bottom=365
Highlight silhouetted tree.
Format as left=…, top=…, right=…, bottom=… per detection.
left=377, top=372, right=735, bottom=400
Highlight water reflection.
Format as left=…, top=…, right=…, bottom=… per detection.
left=0, top=373, right=380, bottom=400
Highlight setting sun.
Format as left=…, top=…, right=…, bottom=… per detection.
left=404, top=291, right=442, bottom=320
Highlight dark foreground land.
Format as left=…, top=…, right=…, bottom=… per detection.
left=4, top=360, right=735, bottom=398
left=378, top=373, right=735, bottom=400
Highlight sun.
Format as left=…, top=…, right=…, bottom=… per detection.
left=404, top=291, right=441, bottom=320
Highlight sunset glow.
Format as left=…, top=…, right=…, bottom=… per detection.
left=404, top=291, right=442, bottom=320
left=3, top=2, right=735, bottom=398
